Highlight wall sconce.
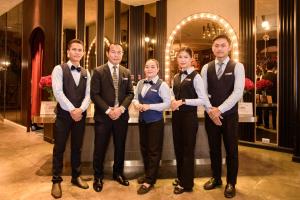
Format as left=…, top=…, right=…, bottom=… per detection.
left=145, top=37, right=150, bottom=43
left=261, top=15, right=270, bottom=30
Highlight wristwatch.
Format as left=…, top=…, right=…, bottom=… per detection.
left=181, top=99, right=186, bottom=104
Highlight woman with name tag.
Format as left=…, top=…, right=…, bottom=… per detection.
left=170, top=47, right=211, bottom=194
left=132, top=59, right=171, bottom=195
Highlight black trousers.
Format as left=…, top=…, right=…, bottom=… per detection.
left=93, top=117, right=128, bottom=179
left=205, top=112, right=239, bottom=185
left=52, top=110, right=86, bottom=183
left=172, top=110, right=198, bottom=190
left=139, top=119, right=164, bottom=185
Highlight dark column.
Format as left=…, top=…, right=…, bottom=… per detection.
left=239, top=0, right=255, bottom=142
left=76, top=0, right=85, bottom=42
left=129, top=6, right=145, bottom=78
left=155, top=0, right=167, bottom=79
left=292, top=0, right=300, bottom=162
left=96, top=0, right=105, bottom=66
left=55, top=0, right=62, bottom=65
left=278, top=0, right=295, bottom=148
left=114, top=0, right=121, bottom=43
left=77, top=0, right=85, bottom=66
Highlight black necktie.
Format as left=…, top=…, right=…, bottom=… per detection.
left=144, top=80, right=154, bottom=85
left=180, top=70, right=188, bottom=75
left=71, top=65, right=81, bottom=72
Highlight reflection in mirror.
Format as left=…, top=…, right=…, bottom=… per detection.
left=144, top=3, right=156, bottom=61
left=85, top=0, right=97, bottom=71
left=84, top=0, right=130, bottom=72
left=165, top=13, right=238, bottom=85
left=170, top=19, right=228, bottom=80
left=255, top=0, right=278, bottom=145
left=120, top=3, right=130, bottom=68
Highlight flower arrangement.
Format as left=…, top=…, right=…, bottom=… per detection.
left=256, top=79, right=273, bottom=91
left=39, top=75, right=55, bottom=101
left=244, top=78, right=255, bottom=93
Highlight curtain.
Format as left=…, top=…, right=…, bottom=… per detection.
left=31, top=32, right=44, bottom=118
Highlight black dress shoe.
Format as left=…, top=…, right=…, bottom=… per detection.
left=224, top=183, right=236, bottom=198
left=51, top=183, right=62, bottom=199
left=113, top=174, right=129, bottom=186
left=71, top=177, right=89, bottom=189
left=93, top=178, right=103, bottom=192
left=137, top=176, right=146, bottom=184
left=172, top=179, right=180, bottom=186
left=203, top=177, right=222, bottom=190
left=173, top=186, right=193, bottom=194
left=137, top=184, right=153, bottom=195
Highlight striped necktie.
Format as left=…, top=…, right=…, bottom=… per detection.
left=216, top=62, right=223, bottom=79
left=112, top=66, right=119, bottom=106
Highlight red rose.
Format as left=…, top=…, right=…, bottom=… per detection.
left=244, top=78, right=254, bottom=91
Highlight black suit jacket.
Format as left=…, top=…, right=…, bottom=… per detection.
left=91, top=63, right=134, bottom=122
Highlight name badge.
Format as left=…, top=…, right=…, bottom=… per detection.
left=122, top=77, right=128, bottom=80
left=150, top=89, right=158, bottom=92
left=185, top=78, right=192, bottom=81
left=83, top=76, right=87, bottom=79
left=225, top=72, right=232, bottom=75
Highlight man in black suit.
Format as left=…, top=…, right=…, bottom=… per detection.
left=262, top=61, right=277, bottom=129
left=91, top=43, right=134, bottom=192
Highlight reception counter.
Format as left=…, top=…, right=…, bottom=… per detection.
left=33, top=104, right=255, bottom=164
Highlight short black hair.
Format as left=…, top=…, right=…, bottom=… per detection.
left=67, top=39, right=84, bottom=49
left=106, top=43, right=123, bottom=52
left=212, top=34, right=231, bottom=45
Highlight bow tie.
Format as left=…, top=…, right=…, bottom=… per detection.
left=71, top=65, right=81, bottom=72
left=180, top=70, right=188, bottom=75
left=144, top=80, right=154, bottom=85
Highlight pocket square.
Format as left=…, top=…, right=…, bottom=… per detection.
left=185, top=78, right=192, bottom=81
left=122, top=77, right=128, bottom=80
left=225, top=72, right=232, bottom=75
left=208, top=94, right=212, bottom=98
left=150, top=89, right=158, bottom=92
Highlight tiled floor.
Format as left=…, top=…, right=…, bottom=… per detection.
left=1, top=121, right=300, bottom=200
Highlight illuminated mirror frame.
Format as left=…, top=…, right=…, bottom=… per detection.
left=164, top=13, right=239, bottom=82
left=86, top=37, right=111, bottom=69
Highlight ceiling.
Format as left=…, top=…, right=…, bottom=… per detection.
left=0, top=0, right=22, bottom=16
left=1, top=0, right=278, bottom=43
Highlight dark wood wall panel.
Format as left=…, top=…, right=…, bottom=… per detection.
left=55, top=0, right=62, bottom=65
left=279, top=0, right=295, bottom=148
left=155, top=0, right=167, bottom=79
left=239, top=0, right=255, bottom=142
left=129, top=6, right=145, bottom=78
left=292, top=0, right=300, bottom=162
left=96, top=0, right=105, bottom=66
left=77, top=0, right=85, bottom=42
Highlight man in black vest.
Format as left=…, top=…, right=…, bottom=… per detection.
left=91, top=43, right=134, bottom=192
left=201, top=35, right=245, bottom=198
left=51, top=39, right=90, bottom=199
